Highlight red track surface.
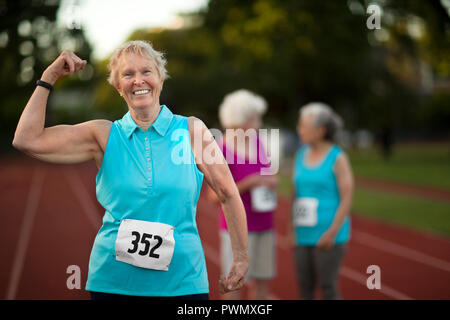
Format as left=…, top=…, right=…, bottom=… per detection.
left=2, top=157, right=450, bottom=300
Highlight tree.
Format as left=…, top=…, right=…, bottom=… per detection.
left=0, top=0, right=94, bottom=150
left=92, top=0, right=450, bottom=139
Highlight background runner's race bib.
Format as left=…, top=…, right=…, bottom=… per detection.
left=115, top=219, right=175, bottom=271
left=251, top=186, right=277, bottom=212
left=293, top=198, right=318, bottom=227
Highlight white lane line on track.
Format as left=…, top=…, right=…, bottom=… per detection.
left=64, top=167, right=101, bottom=231
left=276, top=231, right=416, bottom=299
left=6, top=167, right=45, bottom=300
left=201, top=204, right=417, bottom=299
left=339, top=266, right=413, bottom=300
left=202, top=200, right=445, bottom=299
left=278, top=201, right=450, bottom=271
left=278, top=225, right=450, bottom=273
left=353, top=231, right=450, bottom=273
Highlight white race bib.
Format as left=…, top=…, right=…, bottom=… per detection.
left=251, top=186, right=277, bottom=212
left=293, top=198, right=318, bottom=227
left=115, top=219, right=175, bottom=271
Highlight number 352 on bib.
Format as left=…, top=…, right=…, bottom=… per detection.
left=115, top=219, right=175, bottom=271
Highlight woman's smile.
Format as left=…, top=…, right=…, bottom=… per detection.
left=133, top=89, right=151, bottom=96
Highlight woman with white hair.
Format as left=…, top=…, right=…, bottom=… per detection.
left=13, top=41, right=249, bottom=300
left=290, top=102, right=354, bottom=300
left=209, top=89, right=278, bottom=300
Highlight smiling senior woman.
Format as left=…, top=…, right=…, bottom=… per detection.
left=12, top=40, right=249, bottom=300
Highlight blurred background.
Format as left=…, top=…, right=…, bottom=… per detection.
left=0, top=0, right=449, bottom=300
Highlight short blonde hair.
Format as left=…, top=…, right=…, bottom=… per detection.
left=107, top=40, right=169, bottom=87
left=219, top=89, right=267, bottom=128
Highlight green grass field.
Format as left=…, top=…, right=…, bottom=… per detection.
left=278, top=143, right=450, bottom=236
left=348, top=143, right=450, bottom=191
left=352, top=188, right=450, bottom=236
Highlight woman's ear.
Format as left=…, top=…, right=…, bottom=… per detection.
left=115, top=85, right=123, bottom=97
left=318, top=126, right=327, bottom=140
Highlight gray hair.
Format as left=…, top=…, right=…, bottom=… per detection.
left=107, top=40, right=169, bottom=87
left=299, top=102, right=344, bottom=142
left=219, top=89, right=267, bottom=128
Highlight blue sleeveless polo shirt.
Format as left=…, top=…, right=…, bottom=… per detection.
left=292, top=144, right=351, bottom=246
left=85, top=105, right=208, bottom=296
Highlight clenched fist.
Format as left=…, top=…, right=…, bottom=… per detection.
left=41, top=50, right=87, bottom=85
left=219, top=251, right=249, bottom=294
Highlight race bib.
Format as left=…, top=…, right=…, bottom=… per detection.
left=115, top=219, right=175, bottom=271
left=292, top=198, right=318, bottom=227
left=251, top=186, right=277, bottom=212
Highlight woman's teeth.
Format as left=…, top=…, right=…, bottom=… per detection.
left=133, top=89, right=150, bottom=95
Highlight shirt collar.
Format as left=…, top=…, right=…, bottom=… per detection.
left=152, top=105, right=173, bottom=137
left=122, top=105, right=173, bottom=138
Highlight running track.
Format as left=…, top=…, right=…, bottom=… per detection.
left=2, top=157, right=450, bottom=300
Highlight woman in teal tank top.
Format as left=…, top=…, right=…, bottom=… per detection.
left=290, top=102, right=354, bottom=300
left=13, top=41, right=249, bottom=299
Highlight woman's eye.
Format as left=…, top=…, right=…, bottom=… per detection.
left=144, top=70, right=151, bottom=74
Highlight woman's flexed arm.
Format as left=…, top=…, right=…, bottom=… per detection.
left=12, top=51, right=109, bottom=164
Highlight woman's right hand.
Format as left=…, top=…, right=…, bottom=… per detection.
left=41, top=50, right=87, bottom=85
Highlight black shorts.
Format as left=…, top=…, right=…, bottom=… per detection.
left=89, top=291, right=209, bottom=301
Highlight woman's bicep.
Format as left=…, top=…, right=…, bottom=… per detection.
left=188, top=117, right=237, bottom=201
left=204, top=162, right=238, bottom=203
left=24, top=120, right=108, bottom=164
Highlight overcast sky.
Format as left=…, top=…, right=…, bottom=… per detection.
left=57, top=0, right=208, bottom=60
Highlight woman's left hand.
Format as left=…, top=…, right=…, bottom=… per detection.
left=219, top=253, right=249, bottom=294
left=317, top=229, right=337, bottom=250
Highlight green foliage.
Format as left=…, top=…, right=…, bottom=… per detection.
left=2, top=0, right=449, bottom=149
left=0, top=0, right=94, bottom=148
left=92, top=0, right=449, bottom=137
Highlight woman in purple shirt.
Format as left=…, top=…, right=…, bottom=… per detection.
left=209, top=89, right=278, bottom=300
